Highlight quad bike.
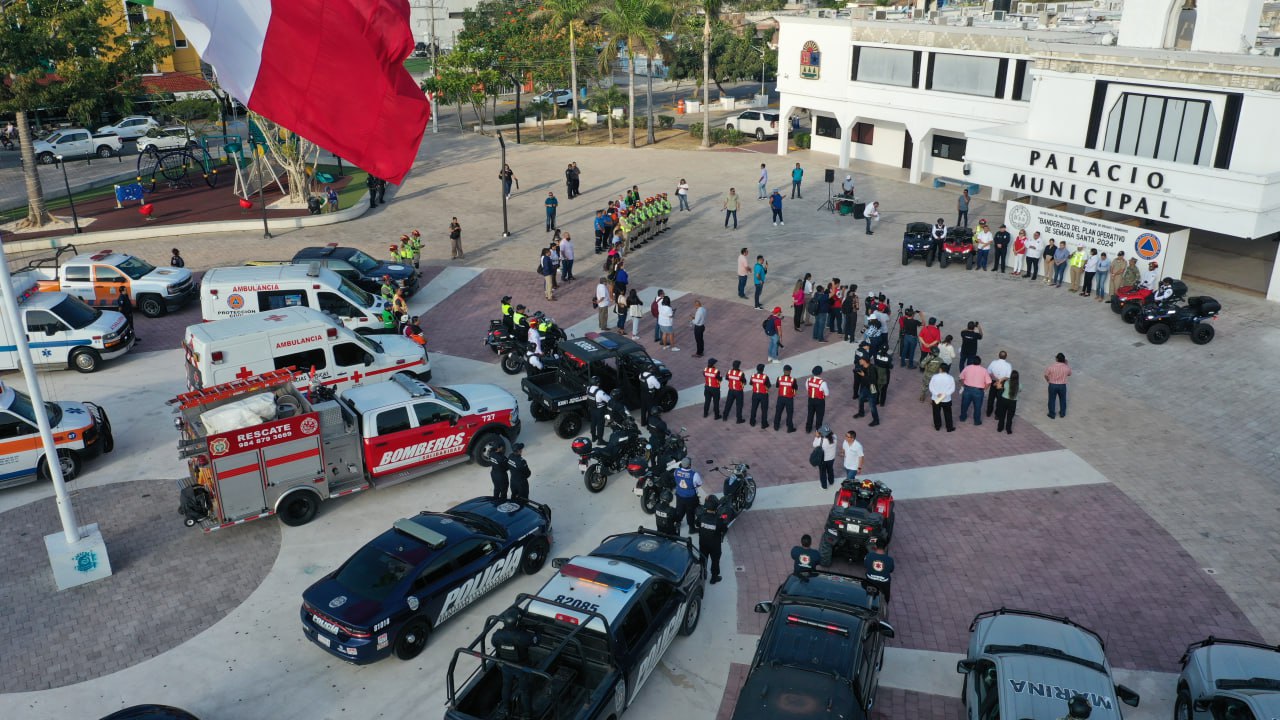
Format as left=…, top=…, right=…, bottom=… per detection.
left=1113, top=279, right=1187, bottom=324
left=1141, top=295, right=1221, bottom=345
left=936, top=226, right=975, bottom=270
left=819, top=478, right=895, bottom=566
left=901, top=222, right=939, bottom=266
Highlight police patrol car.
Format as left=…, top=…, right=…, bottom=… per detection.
left=1176, top=636, right=1280, bottom=720
left=0, top=381, right=112, bottom=488
left=300, top=497, right=552, bottom=663
left=957, top=608, right=1140, bottom=720
left=445, top=528, right=706, bottom=720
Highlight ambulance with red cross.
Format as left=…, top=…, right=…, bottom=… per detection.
left=183, top=306, right=428, bottom=395
left=171, top=369, right=519, bottom=530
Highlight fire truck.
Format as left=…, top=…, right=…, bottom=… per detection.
left=170, top=369, right=520, bottom=531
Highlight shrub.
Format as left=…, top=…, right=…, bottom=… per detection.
left=568, top=117, right=590, bottom=130
left=630, top=115, right=648, bottom=129
left=710, top=127, right=746, bottom=146
left=492, top=109, right=527, bottom=125
left=657, top=115, right=674, bottom=129
left=794, top=132, right=811, bottom=149
left=688, top=121, right=704, bottom=138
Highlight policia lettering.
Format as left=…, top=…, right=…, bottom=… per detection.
left=435, top=546, right=525, bottom=625
left=1010, top=151, right=1171, bottom=220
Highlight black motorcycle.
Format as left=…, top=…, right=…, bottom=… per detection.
left=819, top=478, right=895, bottom=566
left=575, top=412, right=647, bottom=493
left=709, top=461, right=757, bottom=517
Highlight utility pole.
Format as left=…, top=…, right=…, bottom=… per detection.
left=428, top=0, right=439, bottom=134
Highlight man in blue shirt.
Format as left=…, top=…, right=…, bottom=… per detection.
left=791, top=163, right=804, bottom=199
left=770, top=190, right=784, bottom=226
left=753, top=255, right=768, bottom=310
left=672, top=458, right=703, bottom=534
left=593, top=210, right=608, bottom=253
left=545, top=192, right=559, bottom=232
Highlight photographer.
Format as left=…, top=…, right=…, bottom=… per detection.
left=958, top=321, right=983, bottom=370
left=898, top=307, right=921, bottom=369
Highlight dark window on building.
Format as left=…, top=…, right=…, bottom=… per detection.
left=1012, top=60, right=1033, bottom=101
left=852, top=123, right=874, bottom=145
left=931, top=134, right=967, bottom=160
left=814, top=115, right=841, bottom=139
left=1104, top=92, right=1214, bottom=166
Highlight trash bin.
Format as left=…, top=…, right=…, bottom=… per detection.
left=677, top=99, right=686, bottom=115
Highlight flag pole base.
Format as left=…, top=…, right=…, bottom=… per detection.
left=45, top=523, right=112, bottom=591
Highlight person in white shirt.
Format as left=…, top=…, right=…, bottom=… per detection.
left=864, top=201, right=880, bottom=235
left=559, top=234, right=575, bottom=281
left=1140, top=261, right=1160, bottom=289
left=840, top=430, right=865, bottom=481
left=657, top=296, right=678, bottom=351
left=594, top=278, right=611, bottom=331
left=1023, top=231, right=1043, bottom=281
left=841, top=175, right=855, bottom=196
left=929, top=371, right=957, bottom=431
left=975, top=222, right=994, bottom=271
left=758, top=163, right=768, bottom=199
left=985, top=351, right=1012, bottom=418
left=676, top=179, right=690, bottom=211
left=527, top=323, right=543, bottom=356
left=1081, top=248, right=1100, bottom=297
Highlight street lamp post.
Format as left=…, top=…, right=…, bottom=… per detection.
left=752, top=46, right=767, bottom=98
left=256, top=143, right=271, bottom=239
left=497, top=132, right=511, bottom=237
left=55, top=156, right=81, bottom=234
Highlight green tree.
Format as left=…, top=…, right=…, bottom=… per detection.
left=0, top=0, right=170, bottom=228
left=598, top=0, right=661, bottom=148
left=536, top=0, right=592, bottom=145
left=422, top=60, right=488, bottom=129
left=589, top=85, right=626, bottom=144
left=526, top=98, right=553, bottom=141
left=156, top=96, right=219, bottom=140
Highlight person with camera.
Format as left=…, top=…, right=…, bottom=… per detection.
left=899, top=308, right=921, bottom=369
left=958, top=321, right=983, bottom=370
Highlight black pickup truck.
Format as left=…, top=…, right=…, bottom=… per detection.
left=445, top=528, right=705, bottom=720
left=522, top=334, right=676, bottom=439
left=731, top=570, right=895, bottom=720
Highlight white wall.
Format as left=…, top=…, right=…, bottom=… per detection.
left=851, top=123, right=904, bottom=167
left=1191, top=0, right=1265, bottom=53
left=1117, top=0, right=1174, bottom=49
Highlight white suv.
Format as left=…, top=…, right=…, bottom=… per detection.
left=535, top=89, right=574, bottom=107
left=96, top=115, right=159, bottom=140
left=137, top=126, right=199, bottom=154
left=725, top=110, right=780, bottom=140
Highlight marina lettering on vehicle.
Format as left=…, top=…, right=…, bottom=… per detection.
left=633, top=599, right=686, bottom=699
left=377, top=431, right=467, bottom=467
left=276, top=335, right=324, bottom=349
left=1007, top=679, right=1114, bottom=711
left=435, top=546, right=524, bottom=625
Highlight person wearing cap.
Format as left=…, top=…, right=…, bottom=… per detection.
left=920, top=348, right=945, bottom=402
left=956, top=188, right=970, bottom=227
left=1067, top=244, right=1087, bottom=292
left=775, top=364, right=798, bottom=433
left=409, top=229, right=423, bottom=267
left=702, top=358, right=723, bottom=420
left=672, top=457, right=703, bottom=534
left=380, top=275, right=396, bottom=301
left=488, top=442, right=509, bottom=499
left=992, top=223, right=1011, bottom=273
left=854, top=356, right=880, bottom=426
left=1108, top=250, right=1128, bottom=297
left=812, top=426, right=837, bottom=489
left=974, top=220, right=993, bottom=271
left=697, top=495, right=728, bottom=584
left=841, top=174, right=855, bottom=196
left=1052, top=241, right=1071, bottom=288
left=722, top=360, right=746, bottom=424
left=390, top=241, right=403, bottom=263
left=765, top=306, right=783, bottom=363
left=506, top=443, right=532, bottom=500
left=804, top=365, right=829, bottom=433
left=493, top=607, right=538, bottom=714
left=749, top=363, right=771, bottom=429
left=639, top=364, right=661, bottom=426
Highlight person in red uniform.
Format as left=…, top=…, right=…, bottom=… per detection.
left=774, top=365, right=797, bottom=433
left=804, top=365, right=829, bottom=433
left=748, top=363, right=771, bottom=429
left=703, top=358, right=723, bottom=419
left=723, top=360, right=746, bottom=423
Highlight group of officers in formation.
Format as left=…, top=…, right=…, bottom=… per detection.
left=593, top=186, right=672, bottom=255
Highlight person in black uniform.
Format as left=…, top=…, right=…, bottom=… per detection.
left=653, top=490, right=678, bottom=535
left=872, top=343, right=893, bottom=407
left=493, top=607, right=539, bottom=716
left=115, top=282, right=139, bottom=342
left=722, top=360, right=745, bottom=424
left=748, top=364, right=770, bottom=429
left=489, top=444, right=509, bottom=499
left=672, top=457, right=702, bottom=534
left=697, top=495, right=728, bottom=584
left=791, top=534, right=816, bottom=575
left=863, top=538, right=894, bottom=603
left=587, top=377, right=610, bottom=444
left=702, top=358, right=722, bottom=420
left=851, top=343, right=872, bottom=400
left=506, top=443, right=531, bottom=500
left=992, top=224, right=1011, bottom=273
left=638, top=366, right=660, bottom=426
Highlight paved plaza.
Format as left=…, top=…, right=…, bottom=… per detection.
left=1, top=129, right=1278, bottom=720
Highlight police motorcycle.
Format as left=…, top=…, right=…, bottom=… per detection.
left=631, top=416, right=688, bottom=514
left=707, top=460, right=757, bottom=518
left=818, top=477, right=895, bottom=566
left=574, top=405, right=648, bottom=493
left=494, top=313, right=567, bottom=375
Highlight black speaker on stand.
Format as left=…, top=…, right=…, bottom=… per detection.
left=818, top=168, right=837, bottom=213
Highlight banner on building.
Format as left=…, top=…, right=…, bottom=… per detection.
left=1004, top=201, right=1176, bottom=267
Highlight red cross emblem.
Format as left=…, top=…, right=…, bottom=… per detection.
left=350, top=370, right=364, bottom=383
left=872, top=560, right=884, bottom=572
left=235, top=366, right=255, bottom=380
left=263, top=314, right=287, bottom=322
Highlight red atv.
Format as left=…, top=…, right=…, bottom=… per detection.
left=1112, top=279, right=1187, bottom=323
left=818, top=478, right=895, bottom=565
left=936, top=226, right=975, bottom=270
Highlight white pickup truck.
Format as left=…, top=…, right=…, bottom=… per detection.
left=32, top=128, right=123, bottom=164
left=17, top=245, right=197, bottom=318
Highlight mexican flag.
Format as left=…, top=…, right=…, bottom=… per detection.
left=132, top=0, right=430, bottom=184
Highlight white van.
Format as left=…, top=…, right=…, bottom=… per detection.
left=183, top=306, right=429, bottom=393
left=200, top=265, right=392, bottom=333
left=1, top=276, right=134, bottom=373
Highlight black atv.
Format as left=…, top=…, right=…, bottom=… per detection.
left=1141, top=295, right=1221, bottom=345
left=1124, top=279, right=1188, bottom=325
left=901, top=222, right=938, bottom=266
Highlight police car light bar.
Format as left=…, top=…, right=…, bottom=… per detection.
left=559, top=563, right=636, bottom=592
left=786, top=615, right=850, bottom=636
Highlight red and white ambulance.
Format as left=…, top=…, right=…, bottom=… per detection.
left=171, top=369, right=519, bottom=530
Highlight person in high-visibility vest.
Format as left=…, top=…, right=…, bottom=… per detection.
left=702, top=358, right=722, bottom=420
left=397, top=240, right=414, bottom=265
left=500, top=295, right=514, bottom=331
left=749, top=363, right=771, bottom=429
left=804, top=365, right=829, bottom=433
left=723, top=360, right=746, bottom=424
left=380, top=275, right=396, bottom=301
left=389, top=243, right=402, bottom=263
left=774, top=364, right=797, bottom=433
left=408, top=229, right=423, bottom=268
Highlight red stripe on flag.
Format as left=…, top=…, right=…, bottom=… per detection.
left=252, top=0, right=430, bottom=184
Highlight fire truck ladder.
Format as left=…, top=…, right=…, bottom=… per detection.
left=168, top=367, right=299, bottom=411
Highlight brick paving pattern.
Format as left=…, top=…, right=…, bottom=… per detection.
left=0, top=479, right=280, bottom=691
left=730, top=483, right=1262, bottom=672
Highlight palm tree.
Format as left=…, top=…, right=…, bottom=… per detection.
left=590, top=86, right=627, bottom=144
left=537, top=0, right=592, bottom=145
left=699, top=0, right=723, bottom=149
left=641, top=5, right=676, bottom=146
left=598, top=0, right=660, bottom=148
left=527, top=99, right=553, bottom=141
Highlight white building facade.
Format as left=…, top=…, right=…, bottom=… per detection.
left=775, top=0, right=1280, bottom=300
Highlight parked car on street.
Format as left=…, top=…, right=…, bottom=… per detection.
left=31, top=128, right=122, bottom=164
left=725, top=111, right=780, bottom=141
left=534, top=89, right=574, bottom=107
left=137, top=126, right=199, bottom=154
left=96, top=115, right=159, bottom=140
left=1176, top=636, right=1280, bottom=720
